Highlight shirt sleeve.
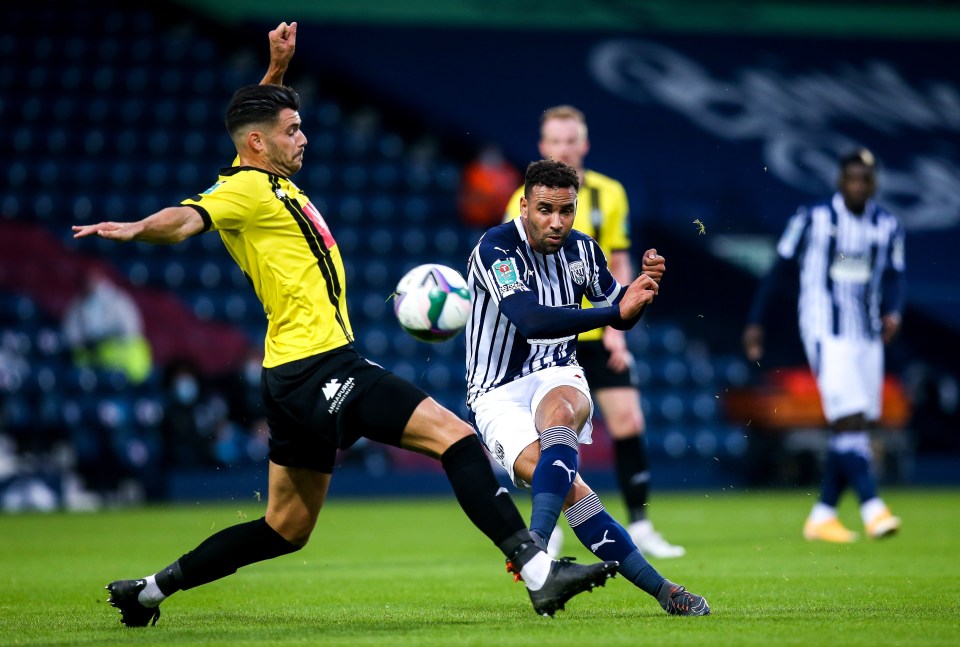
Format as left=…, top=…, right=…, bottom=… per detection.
left=180, top=173, right=258, bottom=232
left=776, top=207, right=811, bottom=260
left=499, top=292, right=623, bottom=339
left=747, top=208, right=809, bottom=325
left=472, top=232, right=531, bottom=306
left=881, top=218, right=907, bottom=315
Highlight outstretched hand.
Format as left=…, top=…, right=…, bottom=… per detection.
left=72, top=222, right=140, bottom=242
left=618, top=274, right=659, bottom=320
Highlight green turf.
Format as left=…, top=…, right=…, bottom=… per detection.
left=1, top=488, right=958, bottom=646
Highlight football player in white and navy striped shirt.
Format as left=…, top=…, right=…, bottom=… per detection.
left=744, top=148, right=905, bottom=543
left=466, top=160, right=710, bottom=616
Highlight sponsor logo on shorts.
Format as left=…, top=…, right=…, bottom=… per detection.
left=495, top=441, right=505, bottom=462
left=323, top=377, right=356, bottom=414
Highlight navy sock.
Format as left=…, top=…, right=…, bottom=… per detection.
left=830, top=432, right=878, bottom=504
left=819, top=448, right=847, bottom=507
left=530, top=426, right=579, bottom=542
left=566, top=492, right=665, bottom=597
left=613, top=436, right=650, bottom=522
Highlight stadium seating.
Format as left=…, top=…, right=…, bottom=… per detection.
left=0, top=0, right=753, bottom=500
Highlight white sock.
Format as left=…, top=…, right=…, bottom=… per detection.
left=809, top=502, right=838, bottom=524
left=629, top=519, right=654, bottom=536
left=860, top=498, right=887, bottom=525
left=137, top=575, right=166, bottom=608
left=521, top=551, right=552, bottom=591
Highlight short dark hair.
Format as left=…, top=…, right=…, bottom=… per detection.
left=839, top=148, right=877, bottom=174
left=523, top=159, right=580, bottom=198
left=225, top=84, right=301, bottom=137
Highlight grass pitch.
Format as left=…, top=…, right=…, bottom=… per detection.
left=1, top=487, right=958, bottom=646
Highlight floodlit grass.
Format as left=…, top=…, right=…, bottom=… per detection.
left=1, top=488, right=958, bottom=646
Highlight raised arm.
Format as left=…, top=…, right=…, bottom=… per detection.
left=260, top=21, right=298, bottom=85
left=72, top=206, right=206, bottom=245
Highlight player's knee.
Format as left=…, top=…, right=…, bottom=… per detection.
left=538, top=397, right=581, bottom=430
left=266, top=509, right=318, bottom=547
left=607, top=413, right=643, bottom=438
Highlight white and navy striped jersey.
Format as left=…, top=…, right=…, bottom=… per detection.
left=465, top=218, right=623, bottom=407
left=775, top=192, right=906, bottom=342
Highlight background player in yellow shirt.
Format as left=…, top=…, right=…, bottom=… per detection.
left=73, top=22, right=616, bottom=627
left=503, top=106, right=684, bottom=559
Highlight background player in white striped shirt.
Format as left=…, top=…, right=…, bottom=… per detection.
left=466, top=159, right=709, bottom=615
left=743, top=149, right=905, bottom=543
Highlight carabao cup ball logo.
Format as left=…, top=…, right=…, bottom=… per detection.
left=393, top=264, right=471, bottom=342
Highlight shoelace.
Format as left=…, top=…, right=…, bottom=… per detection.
left=664, top=586, right=693, bottom=612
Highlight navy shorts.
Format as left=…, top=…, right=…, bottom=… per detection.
left=262, top=346, right=428, bottom=473
left=576, top=340, right=639, bottom=390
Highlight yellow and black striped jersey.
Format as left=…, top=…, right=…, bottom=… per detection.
left=183, top=166, right=353, bottom=368
left=503, top=169, right=630, bottom=341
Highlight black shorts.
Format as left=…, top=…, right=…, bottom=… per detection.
left=576, top=339, right=639, bottom=390
left=262, top=346, right=428, bottom=473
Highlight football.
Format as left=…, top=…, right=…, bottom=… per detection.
left=393, top=264, right=471, bottom=342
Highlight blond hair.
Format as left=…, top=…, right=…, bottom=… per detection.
left=540, top=105, right=588, bottom=138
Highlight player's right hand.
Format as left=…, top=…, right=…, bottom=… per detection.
left=72, top=222, right=138, bottom=241
left=619, top=274, right=659, bottom=319
left=742, top=324, right=764, bottom=362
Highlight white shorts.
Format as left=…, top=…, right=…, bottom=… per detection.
left=471, top=365, right=594, bottom=488
left=803, top=335, right=884, bottom=423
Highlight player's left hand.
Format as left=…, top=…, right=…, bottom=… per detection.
left=602, top=328, right=632, bottom=373
left=641, top=248, right=665, bottom=283
left=881, top=312, right=902, bottom=344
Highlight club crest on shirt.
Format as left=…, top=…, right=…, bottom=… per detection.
left=569, top=260, right=586, bottom=285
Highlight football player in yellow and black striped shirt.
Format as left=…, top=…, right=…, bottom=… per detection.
left=73, top=23, right=616, bottom=628
left=503, top=106, right=685, bottom=559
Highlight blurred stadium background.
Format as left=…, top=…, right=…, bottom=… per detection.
left=1, top=0, right=958, bottom=510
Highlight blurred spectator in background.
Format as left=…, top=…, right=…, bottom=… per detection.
left=160, top=360, right=216, bottom=470
left=743, top=148, right=905, bottom=543
left=458, top=143, right=521, bottom=229
left=62, top=267, right=152, bottom=384
left=217, top=346, right=266, bottom=430
left=503, top=105, right=684, bottom=559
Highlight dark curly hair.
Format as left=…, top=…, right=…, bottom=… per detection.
left=523, top=159, right=580, bottom=198
left=839, top=147, right=877, bottom=173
